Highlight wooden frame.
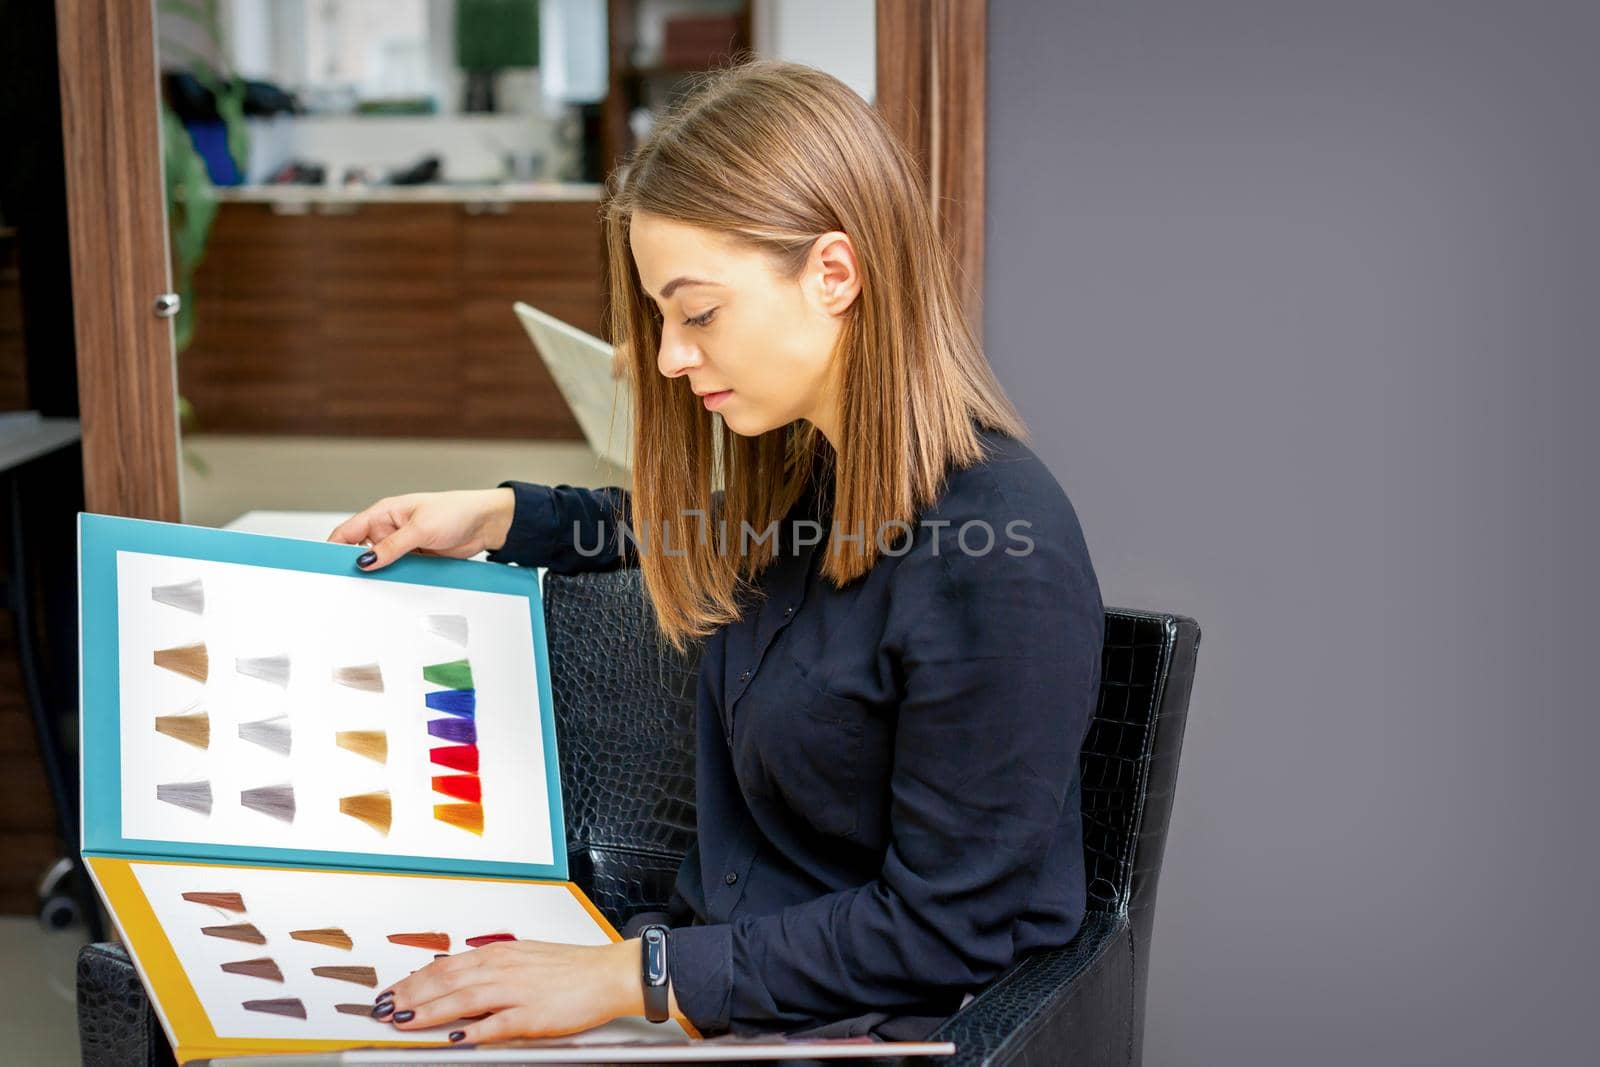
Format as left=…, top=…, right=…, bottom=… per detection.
left=55, top=0, right=988, bottom=519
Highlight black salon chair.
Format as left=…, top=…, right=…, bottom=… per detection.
left=78, top=569, right=1200, bottom=1066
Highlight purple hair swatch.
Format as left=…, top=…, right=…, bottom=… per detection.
left=426, top=718, right=476, bottom=745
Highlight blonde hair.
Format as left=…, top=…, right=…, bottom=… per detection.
left=604, top=58, right=1026, bottom=647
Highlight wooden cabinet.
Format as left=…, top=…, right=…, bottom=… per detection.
left=181, top=198, right=605, bottom=439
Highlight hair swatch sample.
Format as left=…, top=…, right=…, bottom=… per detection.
left=240, top=784, right=296, bottom=824
left=432, top=774, right=482, bottom=803
left=421, top=613, right=468, bottom=646
left=242, top=997, right=304, bottom=1019
left=154, top=710, right=209, bottom=750
left=181, top=891, right=246, bottom=912
left=427, top=718, right=476, bottom=745
left=465, top=933, right=515, bottom=948
left=235, top=653, right=290, bottom=688
left=202, top=923, right=266, bottom=945
left=332, top=662, right=384, bottom=693
left=237, top=716, right=292, bottom=757
left=221, top=957, right=284, bottom=982
left=335, top=730, right=388, bottom=764
left=311, top=965, right=379, bottom=987
left=424, top=688, right=476, bottom=719
left=153, top=642, right=208, bottom=683
left=334, top=1002, right=383, bottom=1018
left=290, top=928, right=353, bottom=951
left=150, top=578, right=205, bottom=614
left=339, top=791, right=392, bottom=835
left=157, top=780, right=212, bottom=816
left=434, top=802, right=484, bottom=836
left=387, top=932, right=451, bottom=951
left=430, top=745, right=479, bottom=773
left=423, top=658, right=474, bottom=690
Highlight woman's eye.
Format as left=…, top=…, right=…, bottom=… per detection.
left=682, top=308, right=717, bottom=328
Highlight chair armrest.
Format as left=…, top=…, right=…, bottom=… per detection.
left=77, top=942, right=175, bottom=1067
left=921, top=912, right=1134, bottom=1067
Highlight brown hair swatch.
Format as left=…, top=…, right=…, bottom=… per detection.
left=154, top=711, right=209, bottom=750
left=434, top=802, right=483, bottom=836
left=181, top=891, right=245, bottom=912
left=290, top=928, right=352, bottom=951
left=201, top=923, right=266, bottom=945
left=339, top=791, right=391, bottom=835
left=332, top=662, right=384, bottom=693
left=335, top=730, right=387, bottom=765
left=311, top=965, right=378, bottom=988
left=221, top=957, right=283, bottom=982
left=242, top=998, right=304, bottom=1019
left=386, top=932, right=450, bottom=952
left=334, top=1003, right=382, bottom=1018
left=153, top=642, right=208, bottom=683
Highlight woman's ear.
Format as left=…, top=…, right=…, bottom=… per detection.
left=807, top=231, right=862, bottom=317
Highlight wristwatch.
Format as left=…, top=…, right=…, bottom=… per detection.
left=639, top=924, right=670, bottom=1023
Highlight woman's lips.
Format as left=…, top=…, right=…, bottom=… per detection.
left=701, top=389, right=733, bottom=411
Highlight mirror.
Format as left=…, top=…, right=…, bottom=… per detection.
left=153, top=0, right=875, bottom=531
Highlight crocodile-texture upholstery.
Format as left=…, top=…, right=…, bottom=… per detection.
left=77, top=570, right=1199, bottom=1067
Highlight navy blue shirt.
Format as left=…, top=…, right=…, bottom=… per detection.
left=485, top=427, right=1104, bottom=1036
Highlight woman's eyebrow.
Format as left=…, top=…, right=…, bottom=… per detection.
left=658, top=277, right=721, bottom=300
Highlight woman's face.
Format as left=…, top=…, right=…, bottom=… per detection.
left=629, top=210, right=860, bottom=445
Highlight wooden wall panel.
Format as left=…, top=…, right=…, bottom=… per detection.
left=55, top=0, right=181, bottom=519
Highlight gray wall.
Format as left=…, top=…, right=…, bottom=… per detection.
left=984, top=3, right=1596, bottom=1063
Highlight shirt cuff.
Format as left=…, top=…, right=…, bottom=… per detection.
left=668, top=922, right=733, bottom=1034
left=483, top=481, right=554, bottom=567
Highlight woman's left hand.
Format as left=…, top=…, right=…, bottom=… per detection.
left=375, top=938, right=641, bottom=1044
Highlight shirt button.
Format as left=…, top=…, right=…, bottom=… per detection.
left=724, top=872, right=739, bottom=886
left=739, top=670, right=751, bottom=682
left=783, top=606, right=794, bottom=616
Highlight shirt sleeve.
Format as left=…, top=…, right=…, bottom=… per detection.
left=483, top=482, right=636, bottom=572
left=666, top=506, right=1104, bottom=1032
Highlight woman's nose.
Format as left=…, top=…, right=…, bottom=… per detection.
left=656, top=329, right=702, bottom=378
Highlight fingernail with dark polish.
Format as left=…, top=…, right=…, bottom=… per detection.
left=434, top=953, right=449, bottom=959
left=371, top=1002, right=394, bottom=1019
left=393, top=1010, right=415, bottom=1023
left=356, top=550, right=377, bottom=568
left=376, top=990, right=394, bottom=1003
left=449, top=1031, right=466, bottom=1043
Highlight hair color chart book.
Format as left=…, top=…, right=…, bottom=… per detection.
left=75, top=512, right=705, bottom=1063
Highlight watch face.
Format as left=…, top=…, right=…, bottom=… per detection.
left=643, top=930, right=667, bottom=984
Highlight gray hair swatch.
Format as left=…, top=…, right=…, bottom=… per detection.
left=150, top=578, right=204, bottom=614
left=237, top=716, right=292, bottom=757
left=421, top=613, right=469, bottom=647
left=240, top=784, right=296, bottom=824
left=331, top=662, right=384, bottom=693
left=235, top=653, right=290, bottom=688
left=157, top=780, right=212, bottom=816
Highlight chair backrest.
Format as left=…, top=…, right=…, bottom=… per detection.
left=542, top=571, right=1199, bottom=941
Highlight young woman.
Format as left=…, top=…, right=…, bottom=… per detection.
left=328, top=59, right=1104, bottom=1046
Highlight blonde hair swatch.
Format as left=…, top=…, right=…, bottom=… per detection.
left=335, top=730, right=387, bottom=764
left=311, top=965, right=378, bottom=988
left=236, top=653, right=290, bottom=688
left=339, top=791, right=391, bottom=835
left=154, top=711, right=209, bottom=750
left=240, top=784, right=295, bottom=824
left=332, top=662, right=384, bottom=693
left=154, top=642, right=208, bottom=683
left=237, top=716, right=292, bottom=757
left=421, top=614, right=468, bottom=646
left=202, top=923, right=266, bottom=945
left=150, top=578, right=204, bottom=614
left=290, top=928, right=353, bottom=951
left=157, top=780, right=212, bottom=816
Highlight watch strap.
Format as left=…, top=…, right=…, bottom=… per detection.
left=639, top=923, right=670, bottom=1023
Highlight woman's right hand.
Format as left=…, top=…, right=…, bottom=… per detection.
left=326, top=489, right=516, bottom=571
